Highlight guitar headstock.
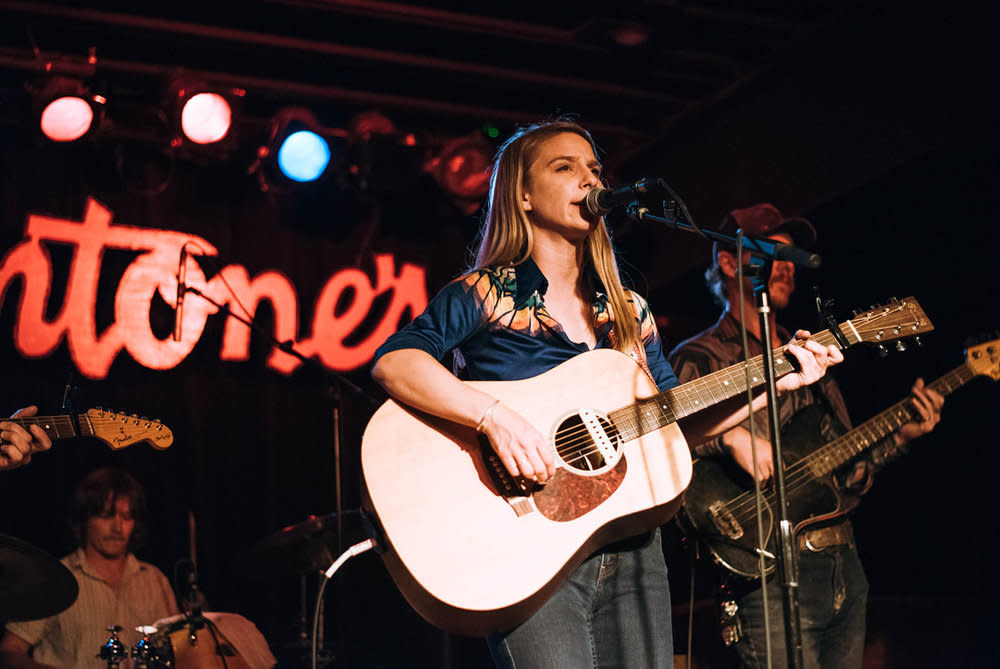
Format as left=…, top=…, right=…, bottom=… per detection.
left=966, top=338, right=1000, bottom=381
left=86, top=409, right=174, bottom=450
left=848, top=297, right=934, bottom=345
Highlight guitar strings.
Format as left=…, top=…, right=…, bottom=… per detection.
left=723, top=369, right=956, bottom=522
left=560, top=325, right=853, bottom=464
left=540, top=305, right=916, bottom=471
left=552, top=328, right=853, bottom=468
left=719, top=371, right=958, bottom=525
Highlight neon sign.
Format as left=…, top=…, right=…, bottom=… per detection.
left=0, top=198, right=428, bottom=379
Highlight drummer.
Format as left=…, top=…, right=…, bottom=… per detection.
left=0, top=467, right=178, bottom=667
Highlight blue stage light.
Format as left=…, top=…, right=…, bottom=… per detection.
left=276, top=130, right=331, bottom=182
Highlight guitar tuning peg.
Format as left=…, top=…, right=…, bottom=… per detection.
left=877, top=343, right=889, bottom=358
left=914, top=336, right=923, bottom=347
left=895, top=340, right=907, bottom=353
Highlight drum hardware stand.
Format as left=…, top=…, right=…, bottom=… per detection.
left=131, top=626, right=160, bottom=669
left=98, top=625, right=129, bottom=669
left=180, top=510, right=208, bottom=646
left=630, top=184, right=823, bottom=669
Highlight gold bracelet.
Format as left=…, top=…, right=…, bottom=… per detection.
left=476, top=399, right=502, bottom=434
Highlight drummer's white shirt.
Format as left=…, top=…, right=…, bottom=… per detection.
left=6, top=548, right=179, bottom=668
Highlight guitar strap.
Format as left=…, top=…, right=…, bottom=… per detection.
left=608, top=324, right=657, bottom=387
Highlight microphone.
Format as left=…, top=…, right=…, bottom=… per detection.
left=173, top=246, right=187, bottom=342
left=583, top=178, right=651, bottom=217
left=772, top=242, right=822, bottom=270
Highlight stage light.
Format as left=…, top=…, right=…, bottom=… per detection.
left=35, top=77, right=104, bottom=142
left=180, top=92, right=232, bottom=144
left=167, top=76, right=243, bottom=159
left=277, top=130, right=331, bottom=182
left=428, top=133, right=492, bottom=202
left=346, top=111, right=424, bottom=197
left=253, top=108, right=341, bottom=193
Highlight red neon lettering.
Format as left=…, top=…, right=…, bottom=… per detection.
left=0, top=198, right=427, bottom=379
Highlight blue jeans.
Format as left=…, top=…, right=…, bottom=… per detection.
left=731, top=544, right=868, bottom=669
left=486, top=529, right=674, bottom=669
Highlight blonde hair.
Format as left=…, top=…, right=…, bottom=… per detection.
left=474, top=120, right=641, bottom=355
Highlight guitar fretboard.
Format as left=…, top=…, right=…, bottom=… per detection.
left=605, top=297, right=931, bottom=443
left=610, top=328, right=852, bottom=442
left=8, top=414, right=90, bottom=441
left=805, top=364, right=975, bottom=477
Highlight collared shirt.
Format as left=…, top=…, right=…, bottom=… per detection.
left=668, top=309, right=852, bottom=458
left=374, top=257, right=678, bottom=391
left=6, top=548, right=179, bottom=668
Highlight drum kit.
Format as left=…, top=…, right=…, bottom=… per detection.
left=1, top=508, right=364, bottom=669
left=98, top=614, right=258, bottom=669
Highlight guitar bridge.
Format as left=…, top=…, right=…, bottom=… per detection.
left=480, top=436, right=535, bottom=516
left=709, top=501, right=744, bottom=540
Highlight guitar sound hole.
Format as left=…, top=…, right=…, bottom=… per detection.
left=555, top=411, right=621, bottom=474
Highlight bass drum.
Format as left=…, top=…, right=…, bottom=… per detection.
left=146, top=613, right=275, bottom=669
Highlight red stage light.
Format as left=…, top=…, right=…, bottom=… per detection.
left=433, top=135, right=491, bottom=200
left=35, top=77, right=103, bottom=143
left=40, top=96, right=94, bottom=142
left=180, top=92, right=232, bottom=144
left=168, top=76, right=243, bottom=160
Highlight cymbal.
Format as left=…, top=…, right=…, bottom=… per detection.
left=0, top=534, right=78, bottom=621
left=238, top=510, right=368, bottom=577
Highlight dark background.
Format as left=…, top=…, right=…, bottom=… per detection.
left=1, top=1, right=998, bottom=667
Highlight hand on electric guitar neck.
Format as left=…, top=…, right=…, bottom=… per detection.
left=0, top=406, right=53, bottom=470
left=894, top=377, right=944, bottom=446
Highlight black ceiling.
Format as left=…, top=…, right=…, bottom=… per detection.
left=0, top=0, right=859, bottom=166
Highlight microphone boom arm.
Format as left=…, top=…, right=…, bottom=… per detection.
left=629, top=191, right=822, bottom=269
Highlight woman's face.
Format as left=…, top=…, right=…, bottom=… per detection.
left=521, top=131, right=602, bottom=242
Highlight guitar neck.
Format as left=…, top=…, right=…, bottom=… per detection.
left=611, top=328, right=852, bottom=441
left=8, top=414, right=93, bottom=442
left=807, top=364, right=975, bottom=477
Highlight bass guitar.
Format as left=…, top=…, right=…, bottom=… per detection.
left=682, top=337, right=998, bottom=578
left=6, top=408, right=174, bottom=451
left=361, top=297, right=931, bottom=635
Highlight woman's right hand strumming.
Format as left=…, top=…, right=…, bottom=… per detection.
left=478, top=403, right=557, bottom=483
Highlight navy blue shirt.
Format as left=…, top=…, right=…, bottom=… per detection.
left=374, top=257, right=678, bottom=391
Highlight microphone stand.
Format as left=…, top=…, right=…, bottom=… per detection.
left=751, top=277, right=804, bottom=669
left=631, top=192, right=819, bottom=669
left=177, top=282, right=378, bottom=666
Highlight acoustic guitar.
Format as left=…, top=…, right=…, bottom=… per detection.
left=361, top=297, right=931, bottom=635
